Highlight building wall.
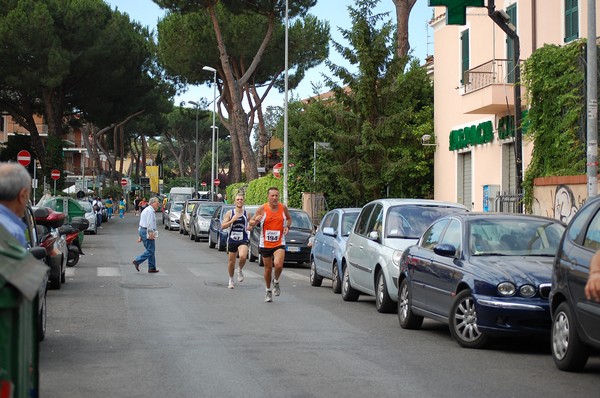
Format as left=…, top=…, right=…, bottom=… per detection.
left=431, top=0, right=599, bottom=212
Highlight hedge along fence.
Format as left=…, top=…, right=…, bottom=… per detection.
left=226, top=174, right=283, bottom=205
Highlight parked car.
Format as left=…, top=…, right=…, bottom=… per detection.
left=248, top=207, right=313, bottom=265
left=342, top=199, right=469, bottom=313
left=208, top=204, right=234, bottom=251
left=22, top=203, right=51, bottom=341
left=179, top=199, right=201, bottom=235
left=33, top=206, right=69, bottom=291
left=310, top=208, right=361, bottom=293
left=397, top=212, right=565, bottom=348
left=190, top=202, right=222, bottom=243
left=163, top=201, right=184, bottom=231
left=77, top=200, right=97, bottom=235
left=550, top=196, right=600, bottom=371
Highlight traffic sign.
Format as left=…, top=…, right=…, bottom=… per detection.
left=51, top=169, right=60, bottom=180
left=121, top=178, right=128, bottom=187
left=17, top=150, right=31, bottom=167
left=273, top=162, right=283, bottom=179
left=214, top=178, right=220, bottom=186
left=201, top=182, right=207, bottom=187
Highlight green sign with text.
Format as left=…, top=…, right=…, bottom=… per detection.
left=429, top=0, right=485, bottom=25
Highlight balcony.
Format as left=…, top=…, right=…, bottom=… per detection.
left=461, top=59, right=526, bottom=115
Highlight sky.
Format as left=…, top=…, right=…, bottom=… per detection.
left=105, top=0, right=433, bottom=109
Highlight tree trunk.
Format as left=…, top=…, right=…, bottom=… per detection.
left=392, top=0, right=416, bottom=59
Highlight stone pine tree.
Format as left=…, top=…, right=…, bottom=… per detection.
left=153, top=0, right=329, bottom=183
left=392, top=0, right=417, bottom=59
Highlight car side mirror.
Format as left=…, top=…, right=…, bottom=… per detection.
left=433, top=243, right=457, bottom=257
left=30, top=246, right=47, bottom=260
left=368, top=230, right=380, bottom=241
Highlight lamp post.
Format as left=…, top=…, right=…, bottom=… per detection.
left=203, top=65, right=217, bottom=201
left=188, top=101, right=200, bottom=195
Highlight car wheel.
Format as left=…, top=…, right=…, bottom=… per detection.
left=209, top=233, right=216, bottom=248
left=165, top=222, right=169, bottom=230
left=249, top=245, right=257, bottom=262
left=398, top=278, right=423, bottom=329
left=341, top=265, right=359, bottom=302
left=449, top=290, right=489, bottom=349
left=309, top=258, right=323, bottom=287
left=332, top=262, right=342, bottom=294
left=375, top=270, right=394, bottom=313
left=218, top=234, right=226, bottom=252
left=190, top=227, right=195, bottom=240
left=179, top=226, right=183, bottom=234
left=551, top=301, right=590, bottom=371
left=38, top=293, right=47, bottom=341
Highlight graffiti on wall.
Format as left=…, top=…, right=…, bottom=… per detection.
left=550, top=184, right=586, bottom=224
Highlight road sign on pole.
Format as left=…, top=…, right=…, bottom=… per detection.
left=121, top=178, right=128, bottom=187
left=17, top=150, right=31, bottom=167
left=51, top=169, right=60, bottom=180
left=214, top=178, right=220, bottom=186
left=273, top=162, right=283, bottom=179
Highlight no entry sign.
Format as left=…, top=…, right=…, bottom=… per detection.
left=51, top=169, right=60, bottom=180
left=17, top=150, right=31, bottom=167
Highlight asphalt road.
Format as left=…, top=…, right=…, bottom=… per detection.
left=40, top=211, right=599, bottom=398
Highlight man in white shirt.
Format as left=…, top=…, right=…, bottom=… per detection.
left=0, top=162, right=31, bottom=248
left=132, top=197, right=160, bottom=273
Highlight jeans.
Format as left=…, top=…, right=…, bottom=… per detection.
left=135, top=228, right=156, bottom=270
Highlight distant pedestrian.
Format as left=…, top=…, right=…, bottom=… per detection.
left=139, top=197, right=148, bottom=212
left=105, top=195, right=113, bottom=219
left=0, top=162, right=32, bottom=248
left=92, top=196, right=103, bottom=228
left=132, top=197, right=160, bottom=273
left=119, top=197, right=126, bottom=219
left=250, top=187, right=292, bottom=302
left=134, top=196, right=140, bottom=216
left=221, top=194, right=252, bottom=289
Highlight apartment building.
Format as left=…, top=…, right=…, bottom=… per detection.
left=430, top=0, right=596, bottom=212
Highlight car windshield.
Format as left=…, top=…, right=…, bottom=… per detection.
left=342, top=213, right=359, bottom=236
left=386, top=205, right=467, bottom=239
left=198, top=204, right=220, bottom=217
left=78, top=201, right=93, bottom=212
left=291, top=211, right=313, bottom=230
left=172, top=202, right=184, bottom=212
left=469, top=219, right=565, bottom=256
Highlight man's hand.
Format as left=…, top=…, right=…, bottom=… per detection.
left=585, top=273, right=600, bottom=302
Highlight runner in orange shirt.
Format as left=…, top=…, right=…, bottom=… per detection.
left=250, top=187, right=292, bottom=302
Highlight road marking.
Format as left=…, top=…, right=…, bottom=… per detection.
left=98, top=267, right=122, bottom=277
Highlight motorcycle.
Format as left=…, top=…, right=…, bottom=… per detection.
left=58, top=217, right=89, bottom=267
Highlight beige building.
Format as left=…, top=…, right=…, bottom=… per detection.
left=430, top=1, right=597, bottom=214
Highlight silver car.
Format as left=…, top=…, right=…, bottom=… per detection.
left=179, top=199, right=202, bottom=235
left=164, top=201, right=184, bottom=231
left=77, top=200, right=97, bottom=235
left=189, top=202, right=221, bottom=242
left=342, top=199, right=468, bottom=313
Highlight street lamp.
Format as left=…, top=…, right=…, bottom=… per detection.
left=187, top=100, right=200, bottom=195
left=203, top=65, right=217, bottom=201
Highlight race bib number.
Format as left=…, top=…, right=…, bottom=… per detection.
left=265, top=230, right=281, bottom=242
left=230, top=231, right=243, bottom=241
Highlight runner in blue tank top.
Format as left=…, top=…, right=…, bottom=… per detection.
left=221, top=194, right=253, bottom=289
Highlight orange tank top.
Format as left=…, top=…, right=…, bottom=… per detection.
left=259, top=203, right=287, bottom=248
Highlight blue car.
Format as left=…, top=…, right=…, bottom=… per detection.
left=397, top=212, right=565, bottom=349
left=310, top=208, right=360, bottom=293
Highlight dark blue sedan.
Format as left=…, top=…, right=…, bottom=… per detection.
left=397, top=213, right=565, bottom=348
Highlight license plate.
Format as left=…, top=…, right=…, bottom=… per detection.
left=286, top=246, right=300, bottom=252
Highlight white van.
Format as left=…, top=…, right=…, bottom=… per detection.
left=169, top=187, right=195, bottom=203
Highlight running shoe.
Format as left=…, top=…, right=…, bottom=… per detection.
left=265, top=290, right=273, bottom=302
left=273, top=280, right=281, bottom=296
left=238, top=269, right=244, bottom=283
left=228, top=278, right=235, bottom=289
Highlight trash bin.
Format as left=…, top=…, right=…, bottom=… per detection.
left=0, top=225, right=49, bottom=398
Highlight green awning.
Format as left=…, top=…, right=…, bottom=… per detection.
left=130, top=183, right=143, bottom=190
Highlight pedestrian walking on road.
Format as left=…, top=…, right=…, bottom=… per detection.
left=105, top=195, right=113, bottom=219
left=119, top=197, right=126, bottom=219
left=221, top=194, right=252, bottom=289
left=134, top=196, right=140, bottom=216
left=250, top=187, right=292, bottom=302
left=0, top=162, right=31, bottom=248
left=132, top=197, right=160, bottom=273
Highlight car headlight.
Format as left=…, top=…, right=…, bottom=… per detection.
left=519, top=284, right=536, bottom=298
left=497, top=282, right=516, bottom=296
left=392, top=250, right=402, bottom=267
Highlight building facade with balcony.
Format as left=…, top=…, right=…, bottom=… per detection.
left=430, top=0, right=594, bottom=211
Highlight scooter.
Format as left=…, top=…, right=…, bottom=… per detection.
left=58, top=217, right=89, bottom=267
